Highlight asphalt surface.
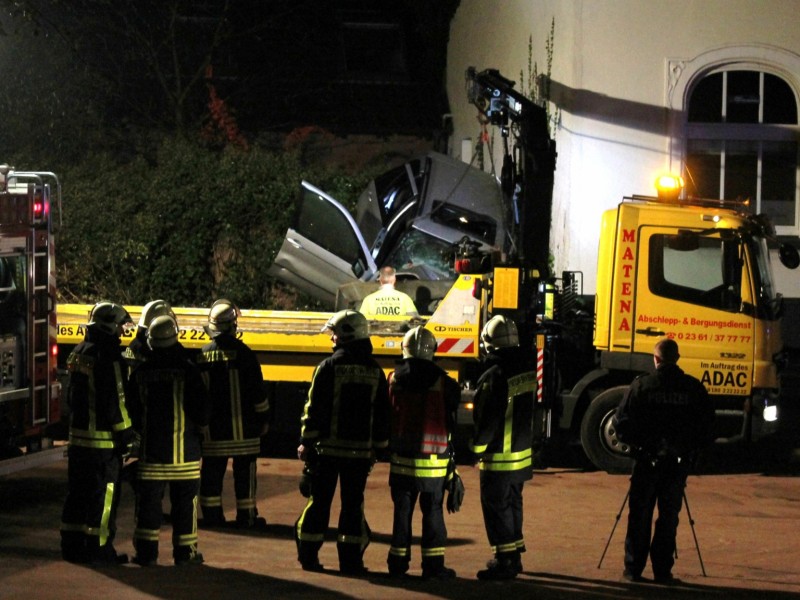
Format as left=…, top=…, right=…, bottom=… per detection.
left=1, top=439, right=800, bottom=600
left=2, top=359, right=800, bottom=599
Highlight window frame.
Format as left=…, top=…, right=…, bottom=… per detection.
left=667, top=47, right=800, bottom=237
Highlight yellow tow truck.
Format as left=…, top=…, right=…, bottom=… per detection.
left=56, top=67, right=800, bottom=472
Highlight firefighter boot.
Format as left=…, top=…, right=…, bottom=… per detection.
left=477, top=551, right=520, bottom=581
left=235, top=507, right=267, bottom=530
left=132, top=539, right=158, bottom=567
left=421, top=555, right=457, bottom=580
left=174, top=545, right=204, bottom=567
left=387, top=551, right=410, bottom=578
left=61, top=530, right=88, bottom=564
left=199, top=505, right=226, bottom=528
left=298, top=541, right=324, bottom=572
left=338, top=543, right=368, bottom=576
left=86, top=536, right=129, bottom=566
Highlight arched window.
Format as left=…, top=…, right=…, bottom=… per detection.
left=684, top=69, right=800, bottom=234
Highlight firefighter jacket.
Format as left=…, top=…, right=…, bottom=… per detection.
left=615, top=362, right=715, bottom=461
left=123, top=330, right=150, bottom=371
left=471, top=347, right=536, bottom=481
left=300, top=338, right=390, bottom=460
left=66, top=325, right=133, bottom=451
left=197, top=333, right=270, bottom=457
left=129, top=343, right=211, bottom=481
left=388, top=358, right=460, bottom=489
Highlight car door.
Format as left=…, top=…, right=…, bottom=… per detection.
left=268, top=181, right=377, bottom=307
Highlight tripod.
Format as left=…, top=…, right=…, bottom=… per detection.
left=597, top=488, right=706, bottom=577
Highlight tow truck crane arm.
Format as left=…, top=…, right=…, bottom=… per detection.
left=465, top=67, right=557, bottom=278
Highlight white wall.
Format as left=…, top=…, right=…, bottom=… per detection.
left=447, top=0, right=800, bottom=295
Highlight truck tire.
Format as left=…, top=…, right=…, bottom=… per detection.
left=580, top=386, right=633, bottom=474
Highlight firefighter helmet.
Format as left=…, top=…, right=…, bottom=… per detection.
left=206, top=298, right=240, bottom=337
left=321, top=309, right=369, bottom=344
left=138, top=299, right=175, bottom=329
left=402, top=326, right=437, bottom=360
left=88, top=302, right=133, bottom=337
left=147, top=315, right=179, bottom=349
left=481, top=315, right=519, bottom=352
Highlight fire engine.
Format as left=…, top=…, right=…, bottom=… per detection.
left=0, top=165, right=62, bottom=475
left=56, top=68, right=800, bottom=472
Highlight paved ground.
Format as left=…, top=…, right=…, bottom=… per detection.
left=4, top=357, right=800, bottom=599
left=1, top=442, right=800, bottom=600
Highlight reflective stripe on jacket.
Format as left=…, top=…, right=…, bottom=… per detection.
left=472, top=350, right=536, bottom=477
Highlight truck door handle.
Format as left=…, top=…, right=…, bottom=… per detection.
left=635, top=327, right=665, bottom=336
left=287, top=237, right=302, bottom=249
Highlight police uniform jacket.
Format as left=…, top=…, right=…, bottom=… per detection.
left=129, top=343, right=211, bottom=480
left=471, top=347, right=536, bottom=482
left=388, top=358, right=460, bottom=489
left=66, top=326, right=133, bottom=451
left=615, top=362, right=715, bottom=460
left=197, top=333, right=270, bottom=457
left=300, top=338, right=390, bottom=460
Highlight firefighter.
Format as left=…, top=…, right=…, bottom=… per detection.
left=128, top=315, right=211, bottom=566
left=197, top=299, right=270, bottom=529
left=295, top=309, right=390, bottom=575
left=359, top=266, right=419, bottom=319
left=471, top=314, right=536, bottom=580
left=614, top=338, right=715, bottom=584
left=60, top=301, right=135, bottom=565
left=123, top=299, right=175, bottom=371
left=386, top=326, right=461, bottom=579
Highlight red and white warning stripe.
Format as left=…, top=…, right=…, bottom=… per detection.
left=436, top=338, right=475, bottom=354
left=536, top=345, right=544, bottom=404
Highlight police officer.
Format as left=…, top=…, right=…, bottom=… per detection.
left=60, top=302, right=135, bottom=565
left=359, top=266, right=419, bottom=319
left=472, top=315, right=536, bottom=580
left=128, top=315, right=211, bottom=567
left=197, top=299, right=270, bottom=529
left=123, top=299, right=176, bottom=371
left=614, top=338, right=715, bottom=584
left=386, top=326, right=461, bottom=579
left=295, top=309, right=390, bottom=575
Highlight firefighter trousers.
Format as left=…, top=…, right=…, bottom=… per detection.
left=60, top=446, right=122, bottom=562
left=479, top=473, right=526, bottom=560
left=624, top=459, right=688, bottom=578
left=295, top=456, right=372, bottom=570
left=388, top=480, right=447, bottom=573
left=200, top=453, right=259, bottom=525
left=133, top=477, right=200, bottom=563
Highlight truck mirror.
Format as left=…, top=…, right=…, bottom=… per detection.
left=722, top=239, right=743, bottom=309
left=779, top=243, right=800, bottom=269
left=666, top=231, right=699, bottom=252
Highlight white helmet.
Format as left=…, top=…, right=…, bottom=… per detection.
left=481, top=315, right=519, bottom=352
left=138, top=299, right=175, bottom=329
left=321, top=309, right=369, bottom=344
left=402, top=326, right=437, bottom=360
left=147, top=315, right=179, bottom=349
left=206, top=298, right=239, bottom=337
left=88, top=302, right=132, bottom=337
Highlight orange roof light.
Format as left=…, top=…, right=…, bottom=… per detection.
left=655, top=174, right=684, bottom=203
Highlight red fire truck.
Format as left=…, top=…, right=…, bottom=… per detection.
left=0, top=164, right=63, bottom=475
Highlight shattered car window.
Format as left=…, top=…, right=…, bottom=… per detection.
left=385, top=228, right=456, bottom=280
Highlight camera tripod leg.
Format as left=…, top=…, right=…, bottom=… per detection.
left=597, top=490, right=629, bottom=569
left=683, top=491, right=707, bottom=577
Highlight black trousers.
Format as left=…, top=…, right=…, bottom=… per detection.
left=60, top=446, right=122, bottom=561
left=200, top=454, right=259, bottom=523
left=479, top=473, right=526, bottom=559
left=134, top=477, right=200, bottom=562
left=624, top=458, right=688, bottom=578
left=295, top=456, right=372, bottom=569
left=388, top=478, right=447, bottom=572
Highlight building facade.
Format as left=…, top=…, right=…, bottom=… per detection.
left=445, top=0, right=800, bottom=305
